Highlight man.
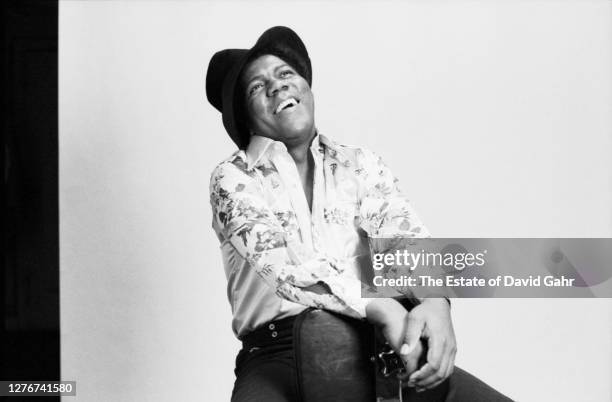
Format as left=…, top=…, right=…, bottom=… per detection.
left=206, top=26, right=511, bottom=401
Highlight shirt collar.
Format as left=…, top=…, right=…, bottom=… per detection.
left=245, top=135, right=275, bottom=170
left=245, top=132, right=325, bottom=170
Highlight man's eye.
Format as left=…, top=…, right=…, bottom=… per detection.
left=249, top=83, right=263, bottom=96
left=280, top=70, right=293, bottom=77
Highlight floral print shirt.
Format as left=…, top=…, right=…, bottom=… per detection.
left=210, top=133, right=429, bottom=337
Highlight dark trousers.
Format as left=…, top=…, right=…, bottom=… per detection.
left=231, top=315, right=513, bottom=402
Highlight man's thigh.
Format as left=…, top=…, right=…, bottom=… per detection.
left=399, top=366, right=512, bottom=402
left=443, top=366, right=513, bottom=402
left=231, top=351, right=298, bottom=402
left=231, top=347, right=512, bottom=402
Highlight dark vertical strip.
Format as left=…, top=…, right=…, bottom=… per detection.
left=1, top=0, right=59, bottom=399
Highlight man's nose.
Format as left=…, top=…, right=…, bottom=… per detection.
left=267, top=78, right=288, bottom=97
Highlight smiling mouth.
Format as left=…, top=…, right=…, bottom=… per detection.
left=274, top=98, right=300, bottom=115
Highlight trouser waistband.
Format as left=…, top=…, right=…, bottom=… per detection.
left=239, top=314, right=297, bottom=350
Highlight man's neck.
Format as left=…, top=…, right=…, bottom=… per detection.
left=285, top=130, right=316, bottom=167
left=284, top=131, right=316, bottom=211
left=287, top=145, right=310, bottom=168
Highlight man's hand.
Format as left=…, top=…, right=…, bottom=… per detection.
left=399, top=298, right=456, bottom=392
left=365, top=299, right=424, bottom=375
left=365, top=298, right=408, bottom=354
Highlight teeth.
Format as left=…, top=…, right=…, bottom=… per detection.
left=275, top=98, right=297, bottom=114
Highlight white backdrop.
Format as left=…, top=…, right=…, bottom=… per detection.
left=60, top=1, right=612, bottom=401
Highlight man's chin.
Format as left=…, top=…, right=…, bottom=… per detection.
left=282, top=127, right=315, bottom=144
left=278, top=121, right=314, bottom=139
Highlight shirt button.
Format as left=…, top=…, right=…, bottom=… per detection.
left=271, top=331, right=278, bottom=338
left=268, top=323, right=275, bottom=330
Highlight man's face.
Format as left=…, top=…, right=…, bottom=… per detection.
left=240, top=54, right=315, bottom=146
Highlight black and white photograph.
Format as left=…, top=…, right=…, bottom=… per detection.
left=3, top=1, right=612, bottom=401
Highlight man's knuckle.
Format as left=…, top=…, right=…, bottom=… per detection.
left=407, top=314, right=420, bottom=323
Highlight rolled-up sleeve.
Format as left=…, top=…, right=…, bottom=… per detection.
left=355, top=149, right=453, bottom=302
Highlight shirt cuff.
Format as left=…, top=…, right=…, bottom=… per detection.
left=321, top=276, right=373, bottom=319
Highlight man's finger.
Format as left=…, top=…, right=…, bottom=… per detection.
left=402, top=349, right=419, bottom=376
left=398, top=340, right=424, bottom=380
left=408, top=336, right=444, bottom=384
left=400, top=315, right=424, bottom=358
left=418, top=354, right=455, bottom=392
left=407, top=363, right=431, bottom=387
left=416, top=343, right=451, bottom=389
left=443, top=348, right=456, bottom=380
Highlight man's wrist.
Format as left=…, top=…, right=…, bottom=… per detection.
left=365, top=298, right=404, bottom=326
